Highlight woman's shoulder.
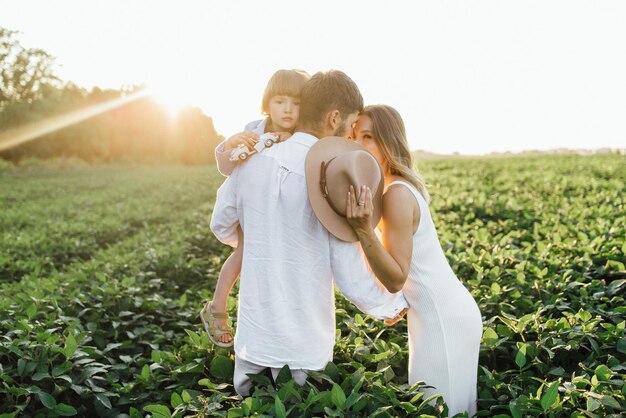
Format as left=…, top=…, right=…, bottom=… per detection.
left=383, top=179, right=422, bottom=235
left=384, top=181, right=415, bottom=199
left=385, top=179, right=418, bottom=199
left=383, top=182, right=419, bottom=216
left=387, top=179, right=429, bottom=205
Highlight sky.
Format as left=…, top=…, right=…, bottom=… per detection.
left=2, top=0, right=625, bottom=155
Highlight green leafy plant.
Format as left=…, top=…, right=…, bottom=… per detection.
left=1, top=155, right=624, bottom=417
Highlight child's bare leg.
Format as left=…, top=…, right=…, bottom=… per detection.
left=212, top=247, right=242, bottom=312
left=210, top=226, right=243, bottom=343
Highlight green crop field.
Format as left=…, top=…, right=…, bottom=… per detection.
left=1, top=154, right=625, bottom=417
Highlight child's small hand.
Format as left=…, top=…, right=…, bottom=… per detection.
left=225, top=131, right=259, bottom=150
left=273, top=132, right=293, bottom=143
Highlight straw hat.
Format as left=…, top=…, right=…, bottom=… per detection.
left=305, top=136, right=384, bottom=242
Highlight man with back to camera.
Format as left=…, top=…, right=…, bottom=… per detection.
left=210, top=69, right=407, bottom=395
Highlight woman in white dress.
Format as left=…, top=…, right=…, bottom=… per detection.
left=346, top=105, right=483, bottom=416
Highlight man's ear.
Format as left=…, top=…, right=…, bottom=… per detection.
left=326, top=110, right=341, bottom=131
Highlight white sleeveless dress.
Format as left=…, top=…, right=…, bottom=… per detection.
left=388, top=180, right=482, bottom=417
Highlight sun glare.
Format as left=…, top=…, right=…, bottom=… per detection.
left=147, top=84, right=189, bottom=117
left=0, top=90, right=149, bottom=152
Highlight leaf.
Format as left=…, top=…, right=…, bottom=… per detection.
left=143, top=404, right=172, bottom=418
left=209, top=355, right=234, bottom=379
left=490, top=282, right=501, bottom=295
left=600, top=395, right=622, bottom=410
left=323, top=407, right=342, bottom=417
left=324, top=362, right=340, bottom=381
left=331, top=383, right=346, bottom=409
left=409, top=391, right=424, bottom=403
left=274, top=396, right=286, bottom=418
left=181, top=390, right=192, bottom=403
left=81, top=366, right=108, bottom=380
left=275, top=365, right=292, bottom=385
left=540, top=382, right=559, bottom=411
left=246, top=372, right=272, bottom=386
left=482, top=328, right=498, bottom=347
left=509, top=400, right=522, bottom=418
left=515, top=344, right=527, bottom=368
left=52, top=364, right=71, bottom=377
left=55, top=375, right=72, bottom=384
left=344, top=392, right=363, bottom=410
left=617, top=338, right=626, bottom=353
left=607, top=279, right=626, bottom=296
left=170, top=392, right=183, bottom=408
left=55, top=403, right=78, bottom=416
left=95, top=393, right=112, bottom=409
left=517, top=314, right=534, bottom=332
left=119, top=355, right=133, bottom=363
left=594, top=365, right=611, bottom=381
left=37, top=390, right=57, bottom=409
left=576, top=309, right=592, bottom=322
left=64, top=334, right=78, bottom=359
left=31, top=371, right=50, bottom=381
left=197, top=378, right=214, bottom=388
left=26, top=304, right=37, bottom=319
left=587, top=397, right=601, bottom=412
left=70, top=384, right=86, bottom=396
left=141, top=364, right=151, bottom=381
left=399, top=401, right=416, bottom=413
left=27, top=385, right=42, bottom=394
left=17, top=359, right=26, bottom=377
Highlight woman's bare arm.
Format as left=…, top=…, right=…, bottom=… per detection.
left=347, top=185, right=419, bottom=293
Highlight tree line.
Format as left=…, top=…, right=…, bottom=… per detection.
left=0, top=27, right=224, bottom=165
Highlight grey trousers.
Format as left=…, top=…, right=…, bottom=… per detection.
left=233, top=355, right=311, bottom=396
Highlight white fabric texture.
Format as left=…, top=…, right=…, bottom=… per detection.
left=233, top=354, right=309, bottom=396
left=388, top=180, right=483, bottom=417
left=210, top=132, right=408, bottom=370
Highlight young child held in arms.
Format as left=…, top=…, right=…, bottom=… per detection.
left=200, top=69, right=311, bottom=347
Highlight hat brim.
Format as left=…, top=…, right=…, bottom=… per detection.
left=305, top=136, right=384, bottom=242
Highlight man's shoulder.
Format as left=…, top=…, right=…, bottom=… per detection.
left=276, top=132, right=318, bottom=156
left=288, top=132, right=318, bottom=147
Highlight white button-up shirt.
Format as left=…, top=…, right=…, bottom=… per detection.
left=210, top=132, right=408, bottom=370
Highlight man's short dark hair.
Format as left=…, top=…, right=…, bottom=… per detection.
left=298, top=70, right=364, bottom=132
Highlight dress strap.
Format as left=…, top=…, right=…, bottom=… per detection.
left=387, top=180, right=419, bottom=195
left=387, top=180, right=414, bottom=189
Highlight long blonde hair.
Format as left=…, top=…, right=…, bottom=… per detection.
left=361, top=105, right=430, bottom=203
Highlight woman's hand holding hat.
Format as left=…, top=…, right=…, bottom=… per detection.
left=305, top=136, right=384, bottom=242
left=346, top=185, right=374, bottom=238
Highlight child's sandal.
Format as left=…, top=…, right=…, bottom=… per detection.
left=200, top=301, right=234, bottom=348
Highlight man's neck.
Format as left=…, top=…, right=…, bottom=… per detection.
left=296, top=125, right=327, bottom=139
